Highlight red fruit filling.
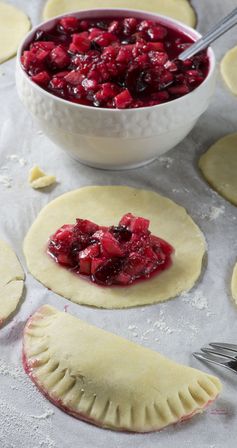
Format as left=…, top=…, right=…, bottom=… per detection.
left=47, top=213, right=174, bottom=286
left=21, top=16, right=209, bottom=109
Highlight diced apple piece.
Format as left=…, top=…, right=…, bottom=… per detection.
left=75, top=219, right=99, bottom=234
left=59, top=16, right=79, bottom=32
left=31, top=71, right=50, bottom=86
left=129, top=216, right=150, bottom=233
left=114, top=89, right=133, bottom=109
left=72, top=33, right=91, bottom=52
left=49, top=46, right=70, bottom=69
left=101, top=232, right=124, bottom=257
left=79, top=258, right=91, bottom=275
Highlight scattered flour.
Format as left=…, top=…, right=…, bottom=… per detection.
left=0, top=358, right=56, bottom=448
left=128, top=309, right=177, bottom=341
left=30, top=410, right=55, bottom=420
left=0, top=174, right=12, bottom=188
left=6, top=154, right=27, bottom=166
left=158, top=156, right=173, bottom=168
left=182, top=290, right=208, bottom=310
left=128, top=324, right=137, bottom=331
left=200, top=205, right=225, bottom=221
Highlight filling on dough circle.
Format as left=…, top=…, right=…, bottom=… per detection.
left=47, top=212, right=174, bottom=286
left=43, top=0, right=196, bottom=28
left=24, top=186, right=206, bottom=309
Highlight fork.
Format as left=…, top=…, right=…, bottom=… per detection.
left=193, top=343, right=237, bottom=374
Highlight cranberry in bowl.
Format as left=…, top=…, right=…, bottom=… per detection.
left=16, top=9, right=216, bottom=170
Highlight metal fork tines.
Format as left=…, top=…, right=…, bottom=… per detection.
left=193, top=342, right=237, bottom=374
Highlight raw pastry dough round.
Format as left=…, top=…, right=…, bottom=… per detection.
left=0, top=240, right=24, bottom=326
left=43, top=0, right=196, bottom=27
left=199, top=133, right=237, bottom=206
left=0, top=2, right=31, bottom=64
left=23, top=305, right=221, bottom=433
left=220, top=46, right=237, bottom=95
left=231, top=262, right=237, bottom=304
left=24, top=186, right=206, bottom=309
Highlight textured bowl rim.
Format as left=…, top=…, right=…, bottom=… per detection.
left=16, top=7, right=216, bottom=113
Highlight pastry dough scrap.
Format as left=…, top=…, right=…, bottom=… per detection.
left=23, top=186, right=206, bottom=308
left=231, top=262, right=237, bottom=304
left=220, top=46, right=237, bottom=95
left=0, top=1, right=31, bottom=64
left=29, top=165, right=56, bottom=189
left=199, top=133, right=237, bottom=206
left=43, top=0, right=196, bottom=27
left=0, top=240, right=24, bottom=326
left=23, top=305, right=221, bottom=432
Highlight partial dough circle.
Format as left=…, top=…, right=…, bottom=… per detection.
left=0, top=2, right=31, bottom=64
left=43, top=0, right=196, bottom=27
left=199, top=133, right=237, bottom=206
left=231, top=263, right=237, bottom=304
left=24, top=186, right=206, bottom=309
left=23, top=305, right=221, bottom=432
left=0, top=240, right=24, bottom=326
left=220, top=46, right=237, bottom=95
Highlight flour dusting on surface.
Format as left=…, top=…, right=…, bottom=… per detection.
left=158, top=157, right=173, bottom=168
left=6, top=154, right=27, bottom=166
left=182, top=290, right=208, bottom=310
left=200, top=205, right=225, bottom=221
left=0, top=359, right=56, bottom=448
left=31, top=409, right=55, bottom=420
left=0, top=174, right=12, bottom=188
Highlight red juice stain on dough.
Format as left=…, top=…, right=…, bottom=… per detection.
left=21, top=15, right=208, bottom=109
left=47, top=213, right=174, bottom=287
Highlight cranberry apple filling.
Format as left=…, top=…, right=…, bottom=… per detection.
left=21, top=15, right=208, bottom=109
left=47, top=213, right=174, bottom=286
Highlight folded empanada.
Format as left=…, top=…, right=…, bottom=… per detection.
left=23, top=305, right=221, bottom=432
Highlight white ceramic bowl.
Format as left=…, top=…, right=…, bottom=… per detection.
left=16, top=9, right=216, bottom=170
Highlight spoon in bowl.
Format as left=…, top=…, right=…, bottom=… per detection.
left=178, top=7, right=237, bottom=61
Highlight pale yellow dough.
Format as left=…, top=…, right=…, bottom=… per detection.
left=231, top=262, right=237, bottom=304
left=24, top=186, right=206, bottom=309
left=220, top=46, right=237, bottom=95
left=23, top=305, right=221, bottom=432
left=199, top=133, right=237, bottom=206
left=43, top=0, right=196, bottom=27
left=29, top=165, right=56, bottom=189
left=0, top=240, right=24, bottom=326
left=0, top=1, right=31, bottom=64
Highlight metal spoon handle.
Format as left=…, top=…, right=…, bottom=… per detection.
left=178, top=7, right=237, bottom=61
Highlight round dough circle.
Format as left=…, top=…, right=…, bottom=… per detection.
left=231, top=263, right=237, bottom=304
left=0, top=2, right=31, bottom=64
left=199, top=133, right=237, bottom=206
left=0, top=240, right=24, bottom=326
left=220, top=46, right=237, bottom=95
left=43, top=0, right=196, bottom=27
left=24, top=186, right=206, bottom=309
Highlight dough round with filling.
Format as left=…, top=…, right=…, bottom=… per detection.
left=24, top=186, right=206, bottom=309
left=23, top=305, right=222, bottom=432
left=220, top=46, right=237, bottom=95
left=199, top=133, right=237, bottom=206
left=231, top=262, right=237, bottom=304
left=0, top=2, right=31, bottom=64
left=0, top=240, right=24, bottom=326
left=43, top=0, right=196, bottom=27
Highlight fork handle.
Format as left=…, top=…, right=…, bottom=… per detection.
left=178, top=7, right=237, bottom=61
